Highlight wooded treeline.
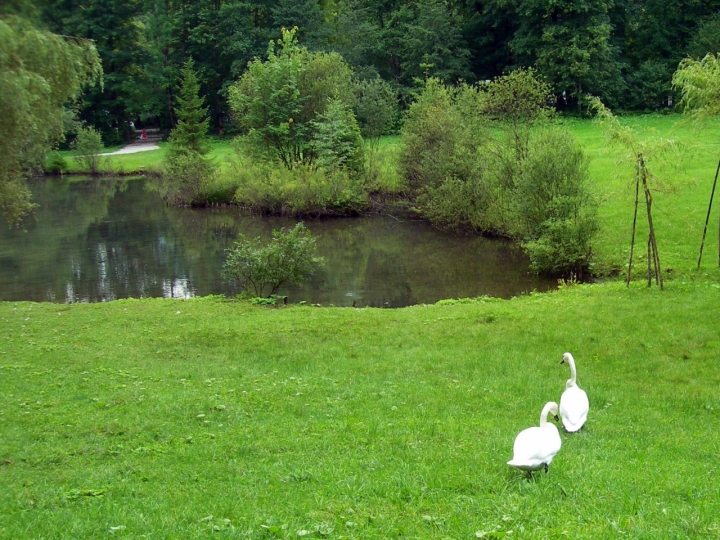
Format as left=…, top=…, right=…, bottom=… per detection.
left=5, top=0, right=720, bottom=143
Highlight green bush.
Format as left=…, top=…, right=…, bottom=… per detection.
left=162, top=59, right=215, bottom=204
left=416, top=175, right=493, bottom=232
left=513, top=129, right=597, bottom=276
left=45, top=151, right=68, bottom=174
left=354, top=77, right=398, bottom=149
left=399, top=74, right=598, bottom=276
left=523, top=213, right=598, bottom=277
left=512, top=129, right=593, bottom=234
left=222, top=223, right=323, bottom=297
left=398, top=80, right=484, bottom=195
left=71, top=126, right=104, bottom=174
left=312, top=98, right=364, bottom=173
left=163, top=151, right=216, bottom=205
left=228, top=28, right=355, bottom=169
left=362, top=146, right=405, bottom=195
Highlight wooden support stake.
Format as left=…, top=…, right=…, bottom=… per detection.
left=697, top=157, right=720, bottom=268
left=640, top=154, right=663, bottom=290
left=647, top=236, right=653, bottom=287
left=627, top=159, right=641, bottom=287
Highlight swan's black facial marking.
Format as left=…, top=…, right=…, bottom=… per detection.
left=553, top=415, right=559, bottom=422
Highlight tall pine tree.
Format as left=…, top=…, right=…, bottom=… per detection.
left=163, top=58, right=214, bottom=204
left=168, top=59, right=210, bottom=156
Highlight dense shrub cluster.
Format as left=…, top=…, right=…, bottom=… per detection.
left=399, top=71, right=598, bottom=276
left=226, top=28, right=376, bottom=216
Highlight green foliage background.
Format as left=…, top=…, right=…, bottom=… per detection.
left=9, top=0, right=717, bottom=143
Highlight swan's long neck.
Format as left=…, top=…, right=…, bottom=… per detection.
left=565, top=353, right=578, bottom=387
left=539, top=402, right=558, bottom=427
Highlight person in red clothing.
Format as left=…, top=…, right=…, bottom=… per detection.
left=140, top=129, right=147, bottom=141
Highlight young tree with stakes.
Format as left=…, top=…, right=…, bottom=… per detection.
left=590, top=97, right=674, bottom=289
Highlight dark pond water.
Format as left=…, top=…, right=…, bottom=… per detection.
left=0, top=177, right=555, bottom=307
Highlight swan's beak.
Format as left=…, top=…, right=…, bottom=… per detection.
left=553, top=414, right=559, bottom=422
left=560, top=359, right=565, bottom=365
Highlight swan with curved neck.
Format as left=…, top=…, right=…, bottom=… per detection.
left=559, top=352, right=589, bottom=432
left=507, top=402, right=562, bottom=473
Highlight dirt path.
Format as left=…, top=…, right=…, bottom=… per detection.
left=99, top=142, right=160, bottom=156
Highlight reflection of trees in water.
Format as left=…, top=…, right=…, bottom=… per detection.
left=0, top=177, right=128, bottom=301
left=284, top=217, right=551, bottom=306
left=0, top=178, right=555, bottom=304
left=363, top=248, right=415, bottom=307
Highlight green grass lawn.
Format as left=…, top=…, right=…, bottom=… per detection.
left=2, top=282, right=720, bottom=538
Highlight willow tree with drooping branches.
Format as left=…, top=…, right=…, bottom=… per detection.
left=672, top=54, right=720, bottom=267
left=0, top=15, right=102, bottom=225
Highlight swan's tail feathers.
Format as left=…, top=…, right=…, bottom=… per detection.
left=562, top=414, right=587, bottom=432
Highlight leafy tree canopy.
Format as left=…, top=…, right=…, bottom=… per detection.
left=673, top=54, right=720, bottom=118
left=228, top=27, right=356, bottom=169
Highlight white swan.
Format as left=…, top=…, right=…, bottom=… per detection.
left=507, top=402, right=562, bottom=473
left=559, top=352, right=589, bottom=432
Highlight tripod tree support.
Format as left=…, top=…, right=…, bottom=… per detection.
left=626, top=154, right=663, bottom=289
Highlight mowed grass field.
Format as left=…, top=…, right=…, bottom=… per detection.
left=1, top=282, right=720, bottom=539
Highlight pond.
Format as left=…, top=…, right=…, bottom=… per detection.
left=0, top=177, right=556, bottom=307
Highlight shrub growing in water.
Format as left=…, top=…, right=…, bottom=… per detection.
left=222, top=223, right=323, bottom=297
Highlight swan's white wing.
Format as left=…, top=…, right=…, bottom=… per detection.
left=508, top=425, right=562, bottom=470
left=560, top=385, right=589, bottom=432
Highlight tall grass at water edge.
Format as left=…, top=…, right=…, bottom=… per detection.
left=1, top=281, right=720, bottom=538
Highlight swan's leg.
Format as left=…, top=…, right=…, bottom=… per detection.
left=544, top=463, right=549, bottom=473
